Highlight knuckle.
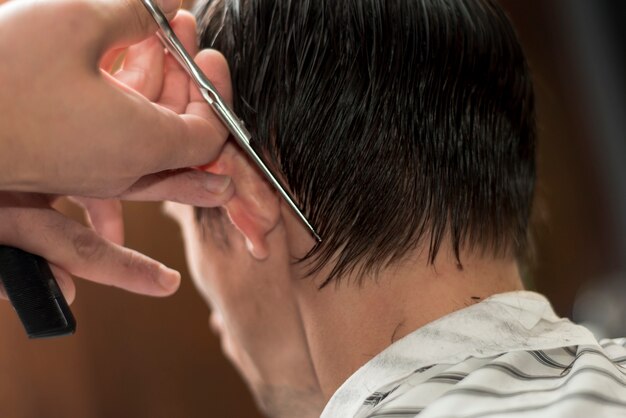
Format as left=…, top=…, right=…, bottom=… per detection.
left=121, top=251, right=161, bottom=284
left=119, top=250, right=140, bottom=272
left=124, top=0, right=153, bottom=39
left=61, top=1, right=102, bottom=47
left=72, top=230, right=104, bottom=262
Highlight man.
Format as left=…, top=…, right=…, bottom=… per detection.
left=165, top=0, right=626, bottom=416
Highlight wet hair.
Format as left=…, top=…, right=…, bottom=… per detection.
left=194, top=0, right=536, bottom=287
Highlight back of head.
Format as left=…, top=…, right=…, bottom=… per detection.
left=195, top=0, right=536, bottom=286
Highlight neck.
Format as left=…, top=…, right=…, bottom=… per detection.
left=292, top=247, right=524, bottom=401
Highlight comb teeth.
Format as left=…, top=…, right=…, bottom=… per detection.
left=0, top=246, right=75, bottom=339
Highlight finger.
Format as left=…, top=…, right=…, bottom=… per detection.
left=71, top=198, right=125, bottom=246
left=114, top=9, right=198, bottom=102
left=0, top=207, right=180, bottom=297
left=93, top=0, right=181, bottom=51
left=192, top=49, right=233, bottom=104
left=187, top=49, right=234, bottom=125
left=172, top=11, right=199, bottom=57
left=95, top=80, right=230, bottom=174
left=90, top=45, right=233, bottom=177
left=159, top=11, right=198, bottom=113
left=49, top=264, right=76, bottom=305
left=120, top=169, right=234, bottom=207
left=114, top=36, right=164, bottom=101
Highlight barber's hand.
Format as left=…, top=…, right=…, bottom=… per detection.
left=0, top=4, right=231, bottom=302
left=0, top=192, right=181, bottom=303
left=0, top=0, right=232, bottom=206
left=167, top=201, right=325, bottom=418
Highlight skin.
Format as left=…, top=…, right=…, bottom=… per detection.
left=0, top=0, right=229, bottom=197
left=2, top=0, right=522, bottom=411
left=0, top=1, right=236, bottom=300
left=165, top=48, right=525, bottom=417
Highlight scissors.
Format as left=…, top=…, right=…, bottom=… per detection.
left=140, top=0, right=321, bottom=243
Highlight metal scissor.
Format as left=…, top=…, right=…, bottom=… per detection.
left=140, top=0, right=321, bottom=242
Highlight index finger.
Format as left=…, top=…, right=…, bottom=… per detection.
left=148, top=48, right=234, bottom=172
left=98, top=79, right=230, bottom=174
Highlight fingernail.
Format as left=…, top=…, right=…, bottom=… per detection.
left=158, top=266, right=181, bottom=292
left=206, top=175, right=232, bottom=195
left=157, top=0, right=182, bottom=15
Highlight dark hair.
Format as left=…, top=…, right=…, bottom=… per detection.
left=194, top=0, right=536, bottom=287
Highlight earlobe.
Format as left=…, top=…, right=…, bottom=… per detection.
left=226, top=198, right=273, bottom=260
left=204, top=143, right=281, bottom=260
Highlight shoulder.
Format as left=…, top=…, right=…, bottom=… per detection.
left=357, top=340, right=626, bottom=418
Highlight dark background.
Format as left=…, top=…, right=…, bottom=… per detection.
left=0, top=1, right=624, bottom=417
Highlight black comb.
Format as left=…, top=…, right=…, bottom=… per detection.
left=0, top=246, right=75, bottom=338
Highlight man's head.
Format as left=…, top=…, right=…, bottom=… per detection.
left=177, top=0, right=535, bottom=288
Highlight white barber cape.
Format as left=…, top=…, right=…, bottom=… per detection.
left=321, top=291, right=626, bottom=418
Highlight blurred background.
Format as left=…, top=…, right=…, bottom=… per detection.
left=0, top=0, right=625, bottom=417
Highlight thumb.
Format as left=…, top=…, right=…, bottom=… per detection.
left=95, top=0, right=182, bottom=50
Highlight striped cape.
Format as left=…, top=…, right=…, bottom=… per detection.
left=321, top=291, right=626, bottom=418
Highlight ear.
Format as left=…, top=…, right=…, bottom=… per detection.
left=195, top=50, right=280, bottom=259
left=205, top=143, right=281, bottom=260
